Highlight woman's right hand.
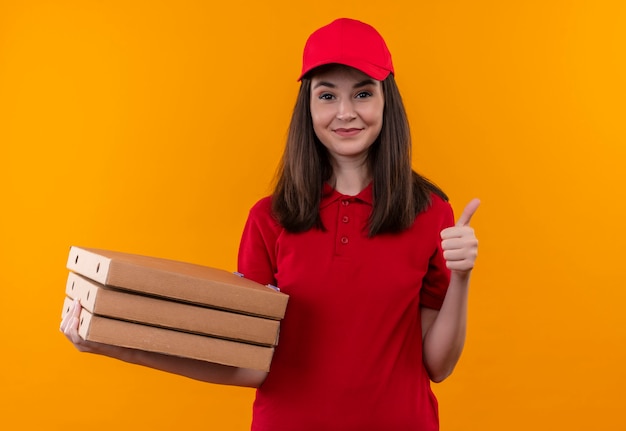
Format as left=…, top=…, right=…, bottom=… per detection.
left=59, top=298, right=116, bottom=356
left=59, top=297, right=268, bottom=387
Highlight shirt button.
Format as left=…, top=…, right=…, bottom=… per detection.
left=342, top=200, right=350, bottom=206
left=340, top=236, right=349, bottom=244
left=342, top=216, right=349, bottom=223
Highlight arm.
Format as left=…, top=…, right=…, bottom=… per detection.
left=421, top=272, right=471, bottom=382
left=60, top=298, right=267, bottom=388
left=421, top=199, right=479, bottom=383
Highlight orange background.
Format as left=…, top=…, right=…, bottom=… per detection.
left=1, top=1, right=625, bottom=429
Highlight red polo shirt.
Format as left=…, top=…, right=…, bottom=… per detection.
left=238, top=183, right=454, bottom=431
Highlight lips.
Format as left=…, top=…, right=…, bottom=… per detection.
left=333, top=128, right=363, bottom=137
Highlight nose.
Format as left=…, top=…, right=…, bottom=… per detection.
left=336, top=99, right=356, bottom=121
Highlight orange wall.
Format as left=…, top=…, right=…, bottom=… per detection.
left=1, top=1, right=625, bottom=430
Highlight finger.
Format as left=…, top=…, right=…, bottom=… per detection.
left=60, top=298, right=81, bottom=333
left=441, top=226, right=475, bottom=241
left=443, top=248, right=478, bottom=262
left=456, top=198, right=480, bottom=227
left=67, top=317, right=83, bottom=343
left=446, top=259, right=475, bottom=272
left=442, top=238, right=471, bottom=253
left=60, top=298, right=78, bottom=332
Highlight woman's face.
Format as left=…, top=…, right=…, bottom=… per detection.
left=310, top=66, right=384, bottom=165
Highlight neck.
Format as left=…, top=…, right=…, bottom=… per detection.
left=329, top=159, right=371, bottom=196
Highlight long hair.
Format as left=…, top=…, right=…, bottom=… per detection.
left=271, top=72, right=447, bottom=236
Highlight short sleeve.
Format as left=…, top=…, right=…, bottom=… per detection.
left=237, top=197, right=282, bottom=287
left=419, top=197, right=455, bottom=310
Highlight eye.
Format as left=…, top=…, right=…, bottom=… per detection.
left=355, top=91, right=373, bottom=99
left=318, top=93, right=334, bottom=100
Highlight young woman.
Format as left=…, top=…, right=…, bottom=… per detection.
left=61, top=17, right=479, bottom=431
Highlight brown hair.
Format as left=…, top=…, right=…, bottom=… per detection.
left=272, top=71, right=447, bottom=236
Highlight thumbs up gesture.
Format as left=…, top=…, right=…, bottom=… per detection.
left=441, top=199, right=480, bottom=273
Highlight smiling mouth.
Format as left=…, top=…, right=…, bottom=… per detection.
left=334, top=128, right=363, bottom=136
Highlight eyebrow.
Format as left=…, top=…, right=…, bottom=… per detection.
left=312, top=79, right=377, bottom=89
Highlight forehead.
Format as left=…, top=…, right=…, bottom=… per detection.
left=310, top=64, right=379, bottom=85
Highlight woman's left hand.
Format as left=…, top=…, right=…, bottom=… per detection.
left=441, top=199, right=480, bottom=273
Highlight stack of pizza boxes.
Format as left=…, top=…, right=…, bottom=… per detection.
left=61, top=246, right=288, bottom=371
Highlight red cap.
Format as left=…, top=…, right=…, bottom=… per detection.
left=298, top=18, right=394, bottom=81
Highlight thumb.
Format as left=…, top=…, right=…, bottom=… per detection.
left=456, top=198, right=480, bottom=226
